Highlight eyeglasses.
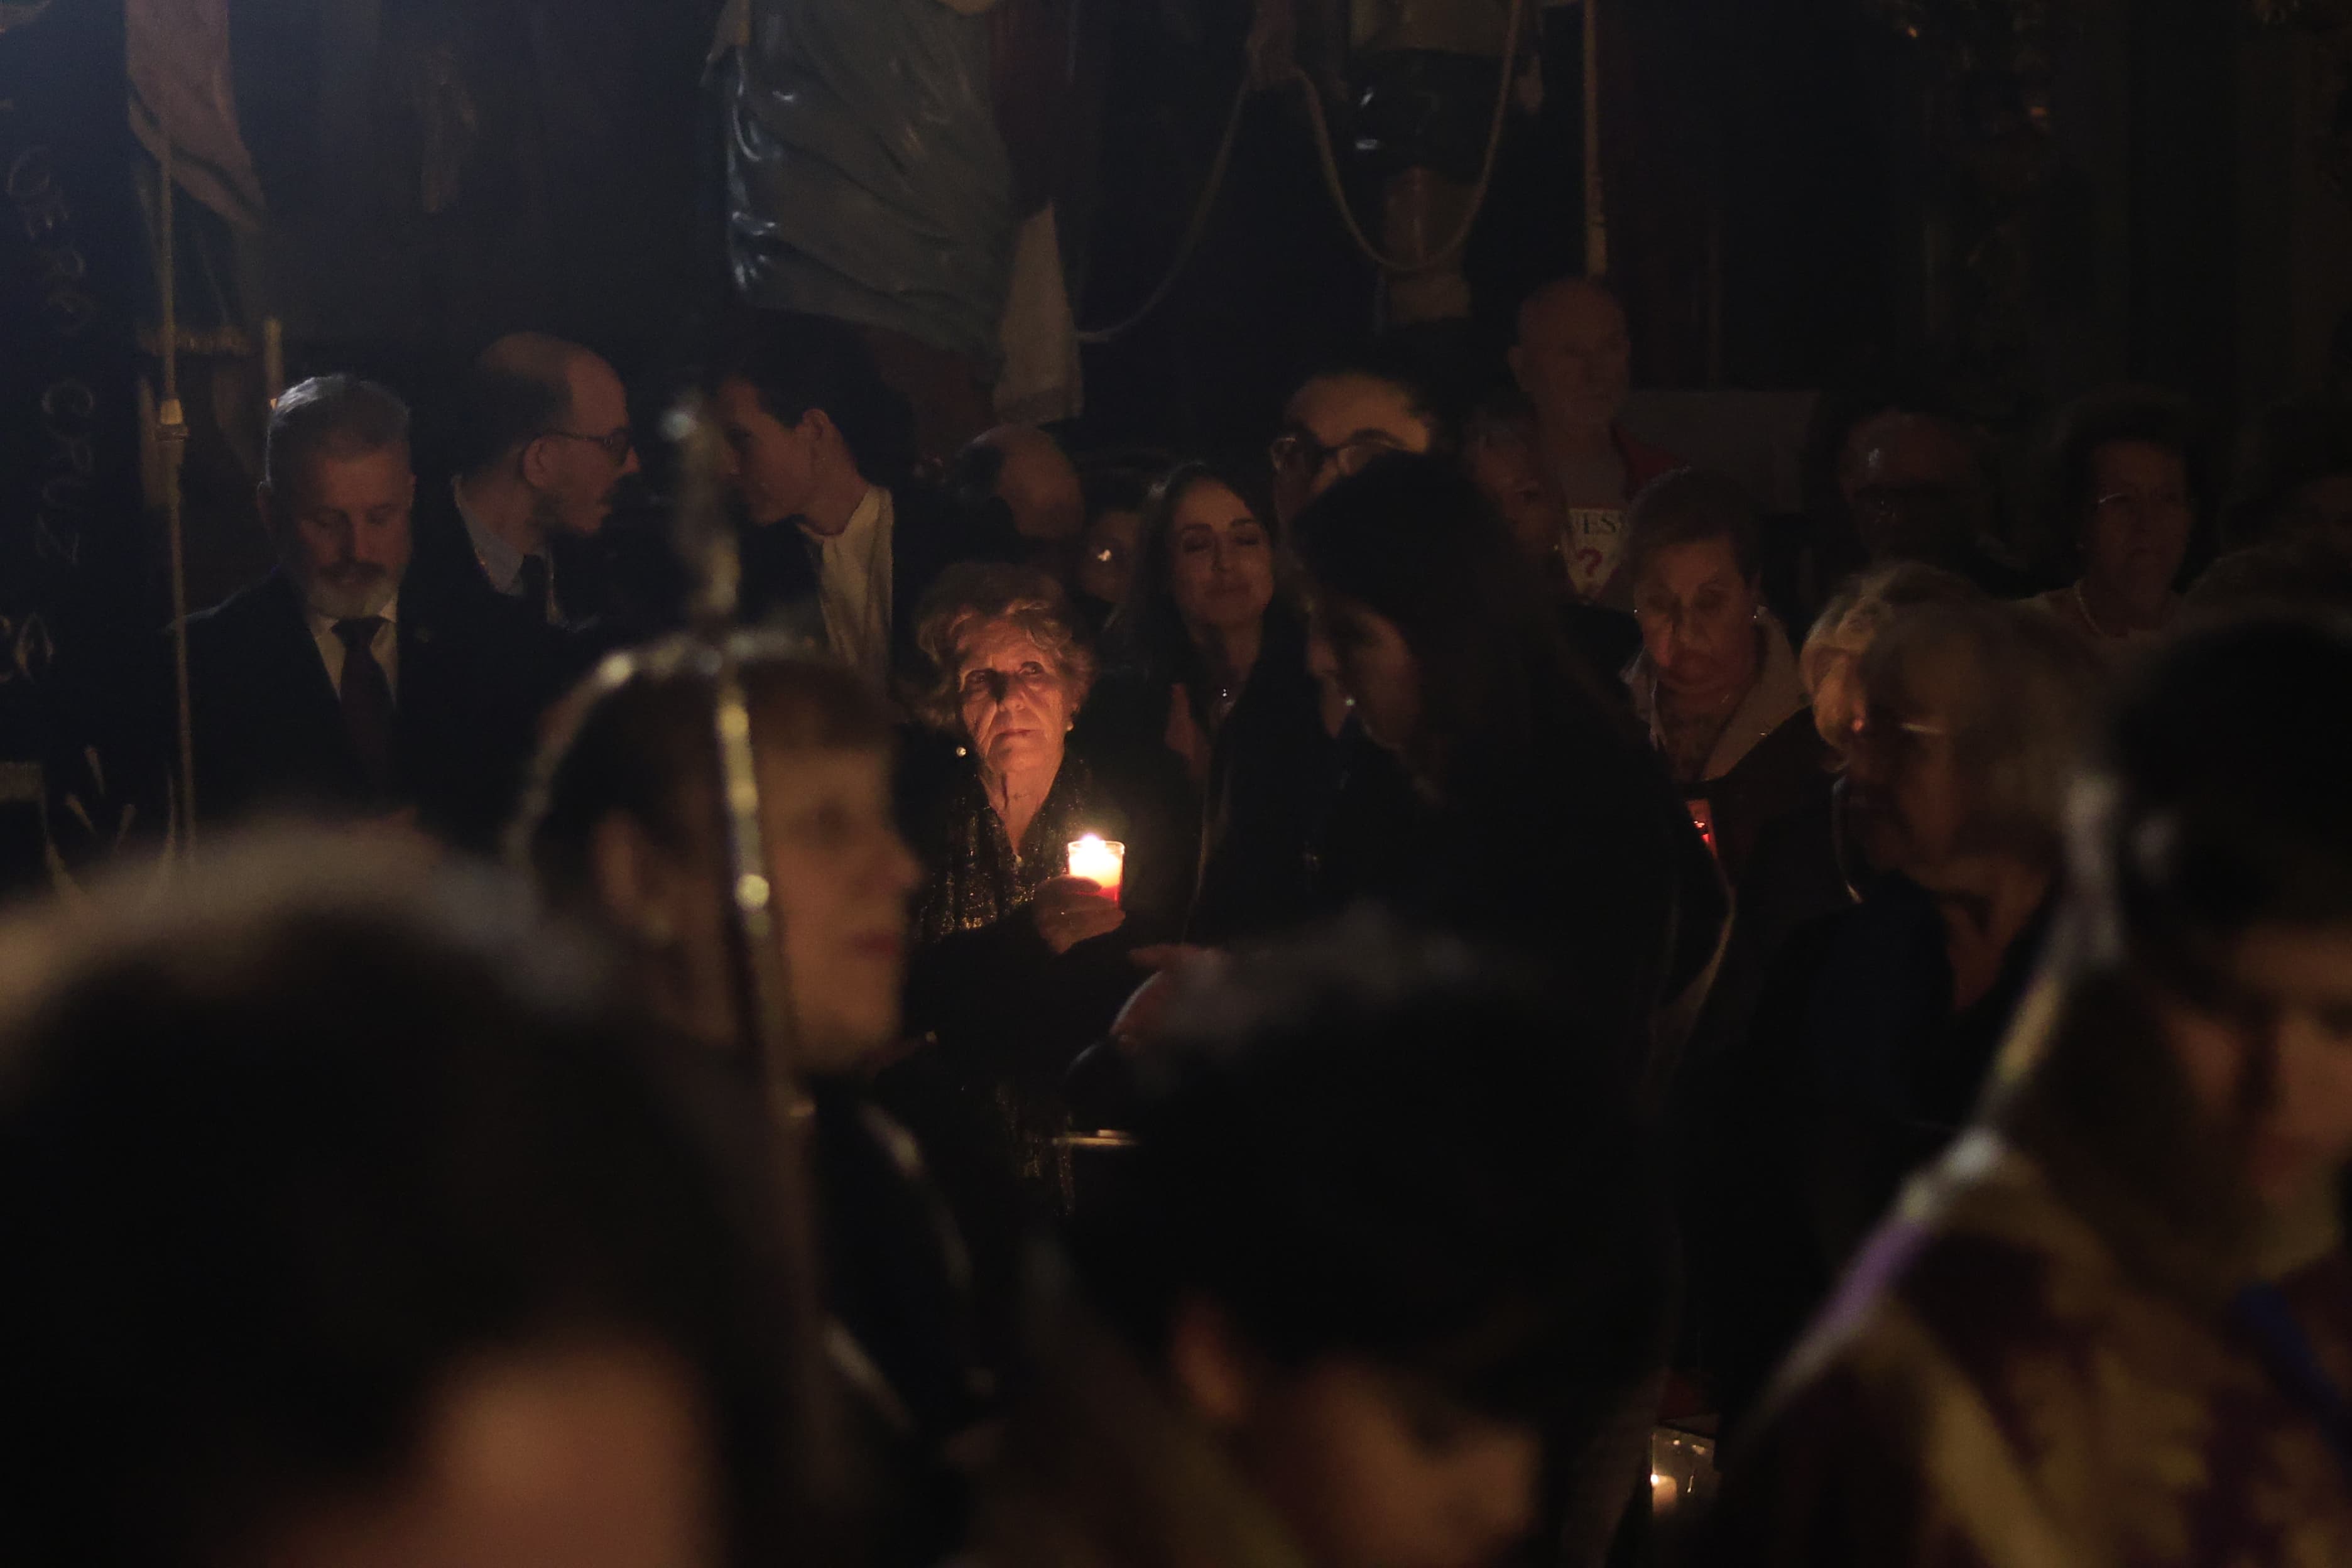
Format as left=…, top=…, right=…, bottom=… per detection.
left=1849, top=705, right=1950, bottom=755
left=1269, top=430, right=1405, bottom=486
left=540, top=426, right=635, bottom=464
left=2091, top=489, right=2190, bottom=520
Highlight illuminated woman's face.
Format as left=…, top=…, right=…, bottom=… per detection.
left=1166, top=481, right=1275, bottom=636
left=957, top=619, right=1075, bottom=778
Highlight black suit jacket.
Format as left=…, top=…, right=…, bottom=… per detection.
left=739, top=484, right=1021, bottom=682
left=407, top=486, right=620, bottom=678
left=183, top=567, right=558, bottom=850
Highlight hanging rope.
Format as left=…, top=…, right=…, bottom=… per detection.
left=1281, top=0, right=1528, bottom=277
left=1077, top=0, right=1529, bottom=344
left=1075, top=62, right=1255, bottom=344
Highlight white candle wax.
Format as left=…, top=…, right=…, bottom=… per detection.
left=1065, top=835, right=1126, bottom=904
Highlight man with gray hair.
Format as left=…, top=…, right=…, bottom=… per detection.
left=182, top=374, right=550, bottom=846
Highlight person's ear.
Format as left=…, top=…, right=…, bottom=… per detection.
left=1166, top=1293, right=1261, bottom=1432
left=589, top=812, right=687, bottom=950
left=802, top=408, right=849, bottom=471
left=520, top=433, right=560, bottom=493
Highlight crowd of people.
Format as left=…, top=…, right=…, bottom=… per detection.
left=12, top=276, right=2352, bottom=1567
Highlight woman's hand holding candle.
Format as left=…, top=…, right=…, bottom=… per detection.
left=1032, top=876, right=1126, bottom=956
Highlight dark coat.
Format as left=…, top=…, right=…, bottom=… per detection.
left=739, top=484, right=1021, bottom=679
left=894, top=740, right=1179, bottom=1204
left=1078, top=613, right=1340, bottom=947
left=404, top=484, right=626, bottom=678
left=182, top=567, right=557, bottom=851
left=1185, top=624, right=1339, bottom=945
left=1311, top=714, right=1728, bottom=1108
left=1694, top=876, right=2052, bottom=1436
left=1695, top=709, right=1836, bottom=885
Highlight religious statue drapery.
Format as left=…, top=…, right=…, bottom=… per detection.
left=724, top=0, right=1016, bottom=373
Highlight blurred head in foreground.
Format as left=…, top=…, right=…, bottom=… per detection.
left=2039, top=615, right=2352, bottom=1226
left=1070, top=914, right=1666, bottom=1568
left=518, top=634, right=920, bottom=1072
left=0, top=840, right=796, bottom=1568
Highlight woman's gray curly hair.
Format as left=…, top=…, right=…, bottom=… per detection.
left=907, top=562, right=1099, bottom=735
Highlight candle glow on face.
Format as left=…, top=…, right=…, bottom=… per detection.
left=1065, top=835, right=1126, bottom=904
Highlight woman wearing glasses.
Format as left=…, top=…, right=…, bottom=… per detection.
left=1702, top=598, right=2099, bottom=1432
left=1620, top=468, right=1825, bottom=883
left=2028, top=387, right=2207, bottom=660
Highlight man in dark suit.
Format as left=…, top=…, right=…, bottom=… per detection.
left=183, top=375, right=552, bottom=849
left=408, top=332, right=641, bottom=643
left=706, top=312, right=1018, bottom=691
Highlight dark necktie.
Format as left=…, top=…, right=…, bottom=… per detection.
left=516, top=553, right=553, bottom=625
left=333, top=617, right=395, bottom=793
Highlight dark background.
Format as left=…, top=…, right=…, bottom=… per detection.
left=6, top=0, right=2352, bottom=890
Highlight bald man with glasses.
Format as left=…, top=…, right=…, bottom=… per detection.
left=412, top=332, right=642, bottom=635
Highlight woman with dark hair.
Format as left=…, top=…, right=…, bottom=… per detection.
left=1071, top=452, right=1168, bottom=630
left=1712, top=615, right=2352, bottom=1565
left=1290, top=452, right=1728, bottom=1101
left=516, top=633, right=997, bottom=1568
left=705, top=310, right=1017, bottom=684
left=977, top=915, right=1672, bottom=1568
left=896, top=563, right=1178, bottom=1200
left=1083, top=460, right=1339, bottom=944
left=2028, top=385, right=2208, bottom=659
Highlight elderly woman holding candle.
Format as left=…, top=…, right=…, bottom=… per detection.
left=895, top=562, right=1172, bottom=1200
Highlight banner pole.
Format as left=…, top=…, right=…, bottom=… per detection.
left=157, top=133, right=197, bottom=850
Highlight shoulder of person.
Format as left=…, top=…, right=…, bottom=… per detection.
left=1727, top=709, right=1835, bottom=791
left=1717, top=1283, right=2068, bottom=1568
left=1613, top=425, right=1683, bottom=490
left=183, top=569, right=302, bottom=655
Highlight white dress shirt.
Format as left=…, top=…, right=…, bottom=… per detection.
left=308, top=596, right=400, bottom=702
left=454, top=480, right=555, bottom=621
left=806, top=485, right=895, bottom=685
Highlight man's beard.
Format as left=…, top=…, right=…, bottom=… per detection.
left=302, top=565, right=396, bottom=621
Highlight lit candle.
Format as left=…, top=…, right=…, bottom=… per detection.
left=1065, top=835, right=1126, bottom=905
left=1650, top=1471, right=1679, bottom=1513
